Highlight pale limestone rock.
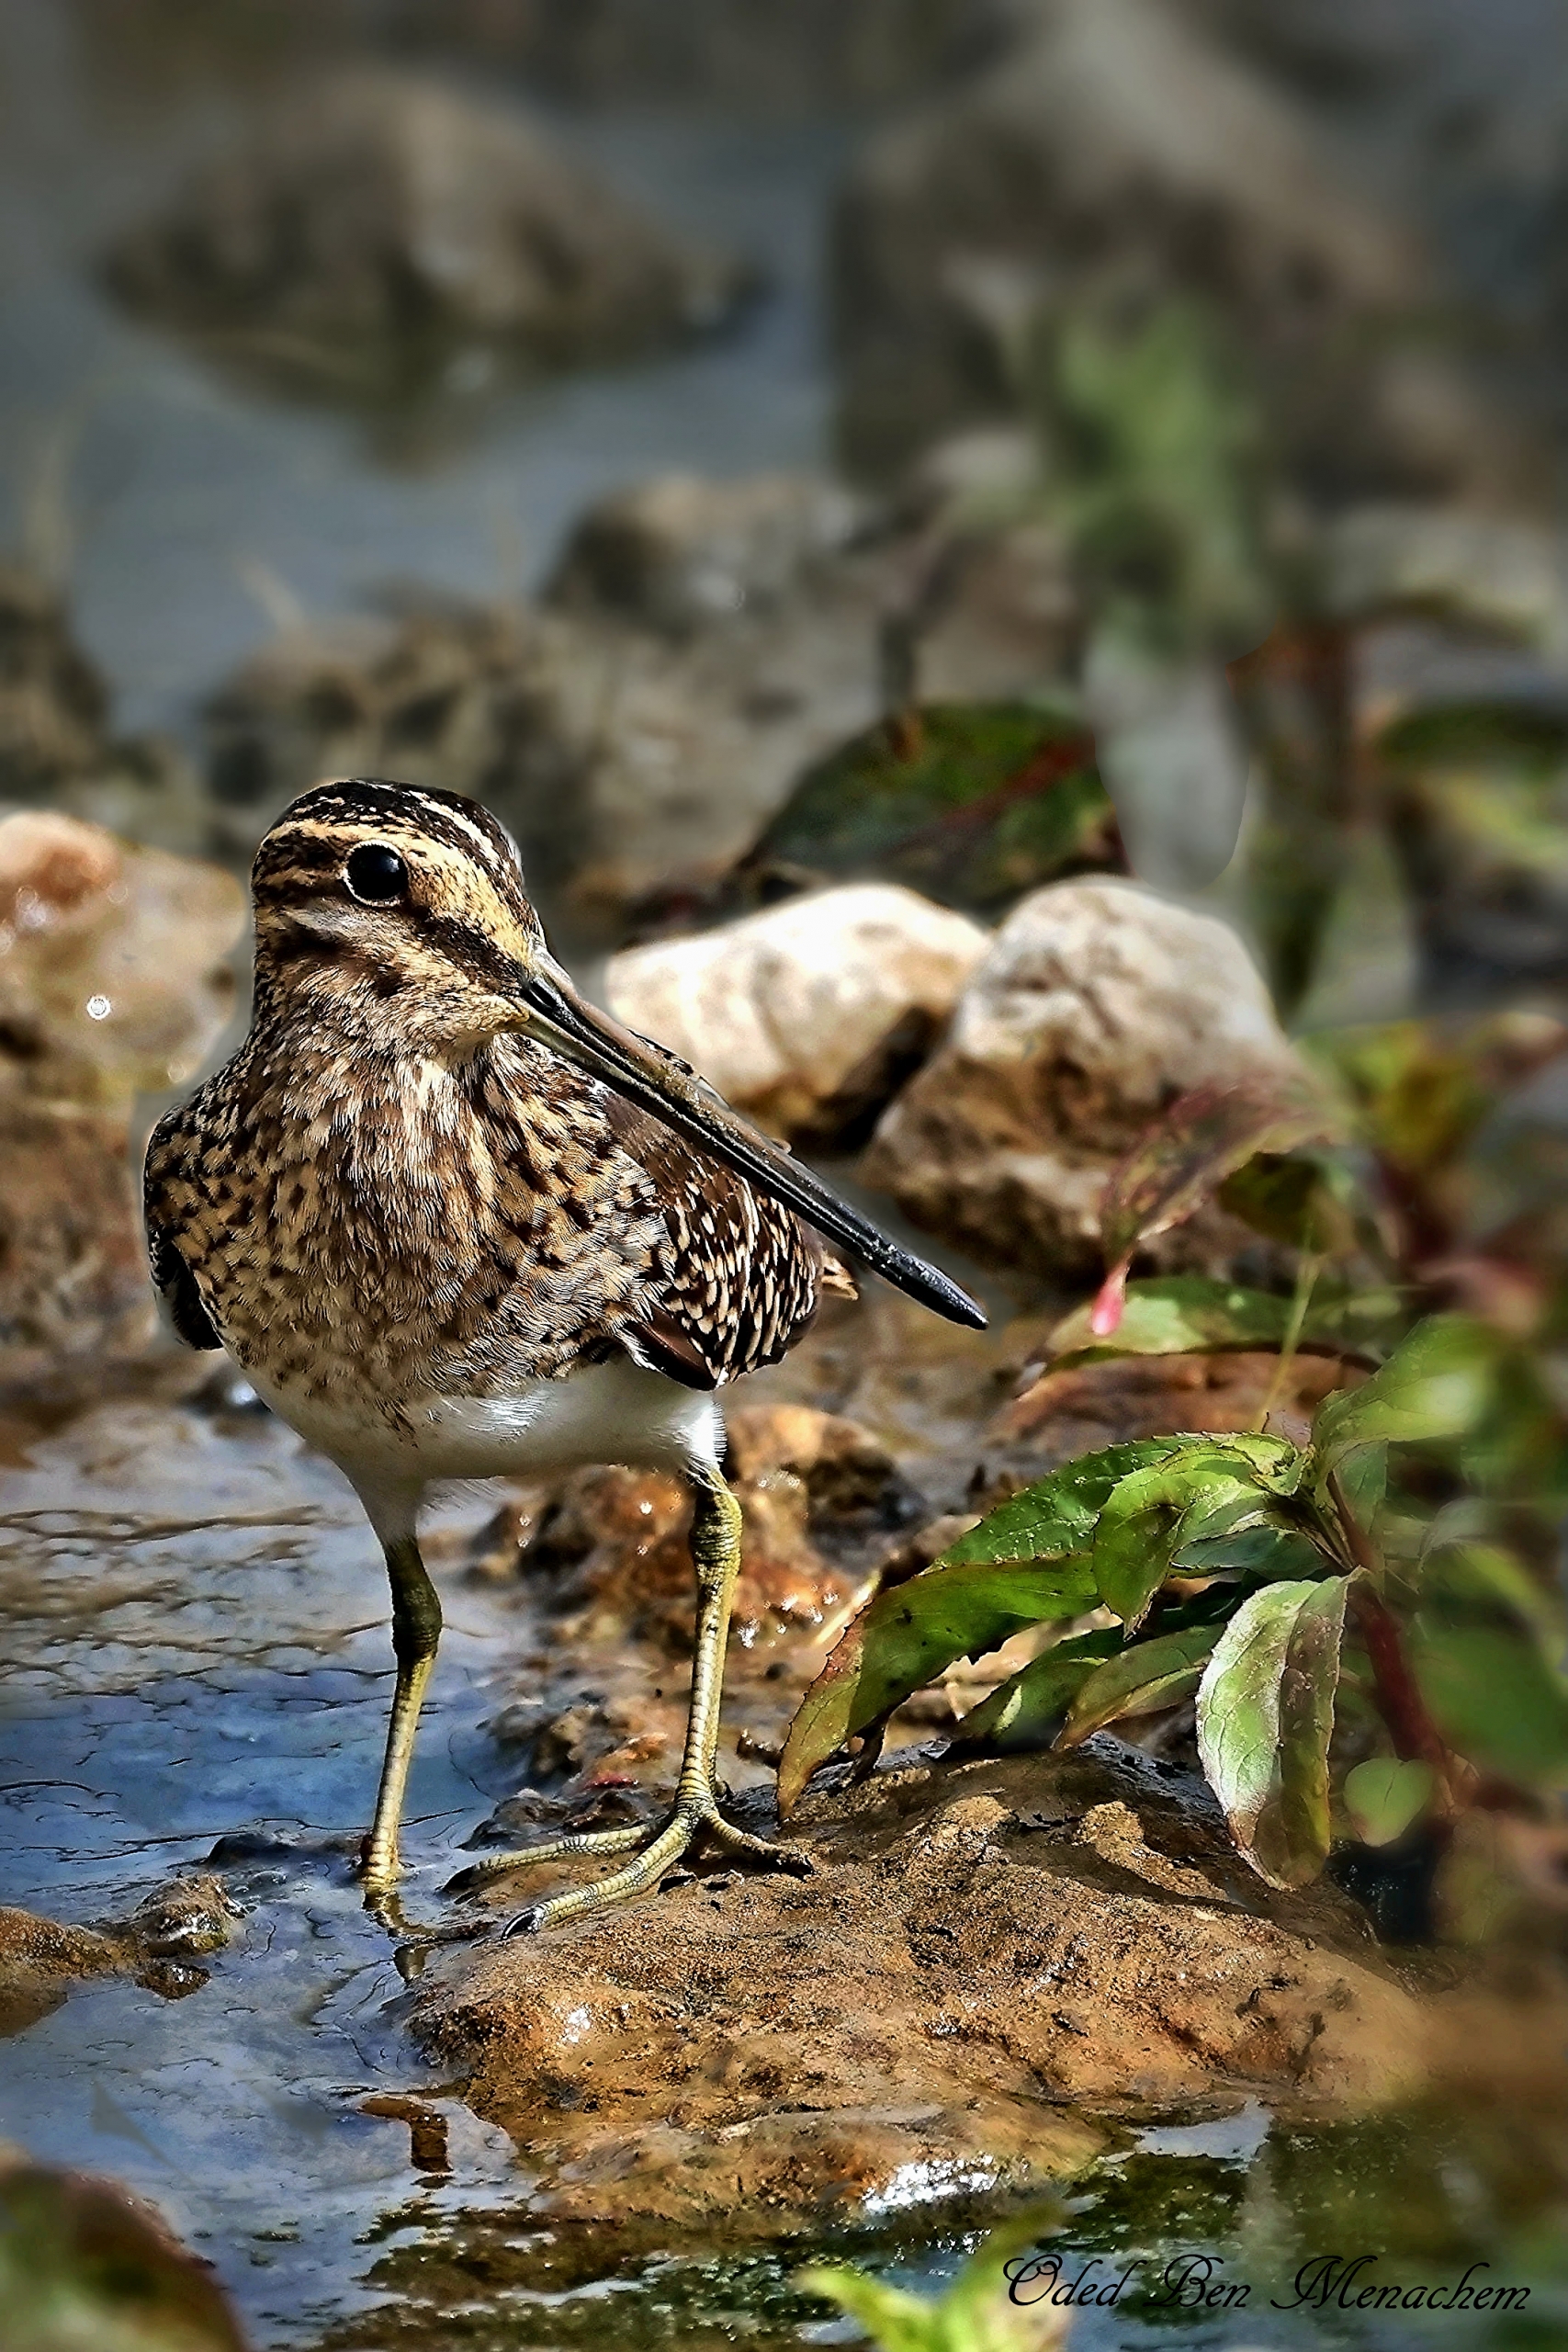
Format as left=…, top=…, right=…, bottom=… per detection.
left=604, top=884, right=989, bottom=1145
left=863, top=876, right=1300, bottom=1274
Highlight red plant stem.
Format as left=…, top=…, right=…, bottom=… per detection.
left=1327, top=1469, right=1455, bottom=1802
left=1348, top=1584, right=1453, bottom=1800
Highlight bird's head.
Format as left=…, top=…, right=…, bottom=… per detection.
left=250, top=776, right=986, bottom=1329
left=252, top=776, right=556, bottom=1056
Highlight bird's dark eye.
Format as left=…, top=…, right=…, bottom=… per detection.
left=344, top=842, right=409, bottom=904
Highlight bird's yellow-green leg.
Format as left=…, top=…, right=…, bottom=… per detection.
left=446, top=1465, right=807, bottom=1931
left=361, top=1535, right=443, bottom=1892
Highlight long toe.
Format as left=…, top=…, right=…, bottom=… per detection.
left=443, top=1822, right=649, bottom=1894
left=499, top=1803, right=809, bottom=1935
left=700, top=1810, right=813, bottom=1874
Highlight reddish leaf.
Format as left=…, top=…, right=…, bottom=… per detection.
left=1100, top=1079, right=1336, bottom=1275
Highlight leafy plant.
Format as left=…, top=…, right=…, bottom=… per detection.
left=750, top=702, right=1121, bottom=917
left=780, top=1317, right=1568, bottom=1890
left=798, top=2209, right=1070, bottom=2352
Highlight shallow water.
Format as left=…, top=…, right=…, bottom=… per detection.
left=0, top=1385, right=527, bottom=2339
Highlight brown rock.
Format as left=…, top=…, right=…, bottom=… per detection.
left=604, top=885, right=989, bottom=1146
left=863, top=876, right=1303, bottom=1278
left=471, top=1406, right=922, bottom=1817
left=0, top=1874, right=234, bottom=2036
left=0, top=569, right=107, bottom=797
left=420, top=1745, right=1427, bottom=2230
left=0, top=813, right=243, bottom=1366
left=0, top=1098, right=154, bottom=1358
left=0, top=810, right=243, bottom=1111
left=200, top=496, right=1085, bottom=939
left=0, top=572, right=209, bottom=855
left=546, top=471, right=863, bottom=639
left=388, top=0, right=1003, bottom=108
left=0, top=2156, right=248, bottom=2351
left=103, top=71, right=746, bottom=397
left=998, top=1350, right=1353, bottom=1459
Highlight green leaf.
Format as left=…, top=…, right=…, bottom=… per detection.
left=1343, top=1758, right=1435, bottom=1847
left=795, top=2267, right=941, bottom=2352
left=1217, top=1149, right=1361, bottom=1256
left=1314, top=1316, right=1502, bottom=1465
left=1050, top=1277, right=1282, bottom=1362
left=1049, top=1273, right=1404, bottom=1368
left=1411, top=1626, right=1568, bottom=1785
left=1421, top=1539, right=1562, bottom=1638
left=1196, top=1577, right=1348, bottom=1886
left=950, top=1631, right=1122, bottom=1753
left=1056, top=1625, right=1218, bottom=1748
left=799, top=2204, right=1069, bottom=2352
left=1090, top=1438, right=1301, bottom=1630
left=1334, top=1443, right=1387, bottom=1531
left=755, top=701, right=1118, bottom=917
left=1174, top=1525, right=1326, bottom=1579
left=934, top=1441, right=1192, bottom=1569
left=778, top=1555, right=1099, bottom=1815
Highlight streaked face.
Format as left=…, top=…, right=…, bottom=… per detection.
left=252, top=777, right=548, bottom=1053
left=251, top=776, right=986, bottom=1332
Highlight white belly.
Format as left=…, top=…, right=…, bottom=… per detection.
left=246, top=1355, right=724, bottom=1544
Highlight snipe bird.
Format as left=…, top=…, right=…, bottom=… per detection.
left=144, top=779, right=983, bottom=1930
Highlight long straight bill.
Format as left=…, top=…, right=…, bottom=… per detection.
left=515, top=966, right=987, bottom=1331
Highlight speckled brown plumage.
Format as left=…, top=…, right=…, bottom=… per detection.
left=144, top=780, right=847, bottom=1429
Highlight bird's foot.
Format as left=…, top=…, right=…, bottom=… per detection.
left=444, top=1794, right=808, bottom=1933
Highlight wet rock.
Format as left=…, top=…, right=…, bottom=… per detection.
left=0, top=1875, right=235, bottom=2036
left=125, top=1873, right=236, bottom=1961
left=0, top=1908, right=125, bottom=2036
left=0, top=812, right=243, bottom=1363
left=419, top=1744, right=1427, bottom=2231
left=863, top=876, right=1303, bottom=1278
left=997, top=1348, right=1354, bottom=1462
left=103, top=71, right=747, bottom=403
left=546, top=471, right=863, bottom=639
left=830, top=0, right=1444, bottom=490
left=604, top=885, right=989, bottom=1147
